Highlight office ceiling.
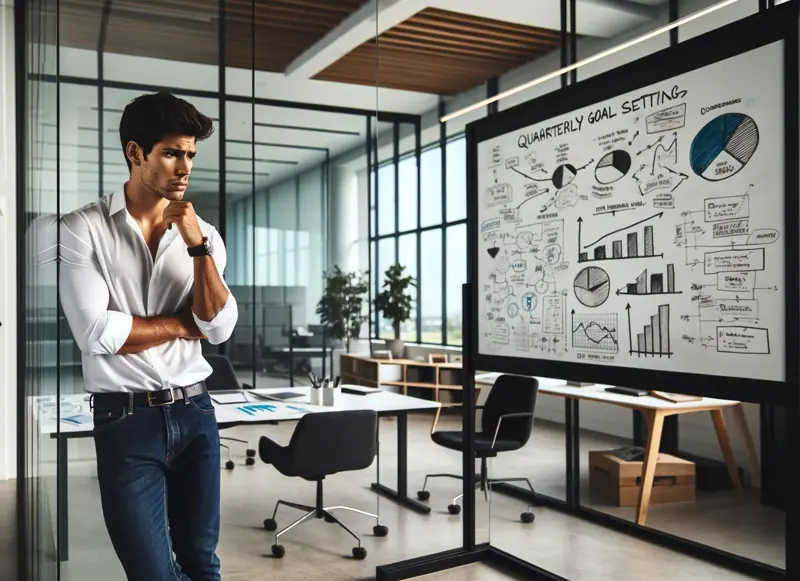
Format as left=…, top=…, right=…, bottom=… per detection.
left=56, top=0, right=659, bottom=99
left=314, top=7, right=563, bottom=95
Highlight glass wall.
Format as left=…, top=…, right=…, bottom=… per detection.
left=18, top=0, right=457, bottom=579
left=369, top=134, right=468, bottom=347
left=20, top=0, right=60, bottom=577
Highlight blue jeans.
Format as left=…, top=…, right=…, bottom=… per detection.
left=92, top=390, right=221, bottom=581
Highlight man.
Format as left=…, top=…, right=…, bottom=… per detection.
left=58, top=92, right=237, bottom=581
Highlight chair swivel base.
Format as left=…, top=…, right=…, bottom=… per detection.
left=417, top=473, right=537, bottom=523
left=264, top=499, right=388, bottom=560
left=220, top=438, right=256, bottom=470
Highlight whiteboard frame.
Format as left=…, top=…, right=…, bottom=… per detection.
left=465, top=5, right=799, bottom=407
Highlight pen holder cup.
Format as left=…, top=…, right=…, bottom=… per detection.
left=322, top=388, right=338, bottom=407
left=310, top=388, right=323, bottom=406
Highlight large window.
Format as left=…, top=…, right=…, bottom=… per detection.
left=370, top=135, right=467, bottom=346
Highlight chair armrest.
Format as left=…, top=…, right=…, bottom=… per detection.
left=430, top=404, right=485, bottom=435
left=491, top=412, right=534, bottom=449
left=258, top=435, right=284, bottom=464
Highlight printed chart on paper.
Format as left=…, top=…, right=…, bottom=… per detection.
left=475, top=41, right=785, bottom=382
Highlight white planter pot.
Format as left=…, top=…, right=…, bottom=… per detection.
left=385, top=338, right=405, bottom=359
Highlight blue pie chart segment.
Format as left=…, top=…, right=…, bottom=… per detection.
left=689, top=113, right=759, bottom=181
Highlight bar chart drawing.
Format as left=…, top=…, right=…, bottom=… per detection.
left=617, top=264, right=682, bottom=296
left=578, top=212, right=664, bottom=263
left=627, top=304, right=673, bottom=357
left=571, top=312, right=619, bottom=352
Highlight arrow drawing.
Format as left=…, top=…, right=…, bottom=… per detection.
left=510, top=166, right=550, bottom=183
left=626, top=304, right=632, bottom=356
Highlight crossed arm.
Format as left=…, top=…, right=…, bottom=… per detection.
left=58, top=214, right=237, bottom=355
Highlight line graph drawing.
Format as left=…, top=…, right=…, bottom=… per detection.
left=571, top=311, right=619, bottom=352
left=577, top=212, right=664, bottom=263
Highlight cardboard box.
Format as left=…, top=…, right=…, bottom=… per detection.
left=588, top=450, right=696, bottom=507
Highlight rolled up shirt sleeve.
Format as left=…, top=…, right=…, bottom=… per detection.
left=58, top=213, right=133, bottom=355
left=192, top=226, right=238, bottom=345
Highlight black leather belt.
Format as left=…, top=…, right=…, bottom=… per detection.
left=91, top=382, right=208, bottom=409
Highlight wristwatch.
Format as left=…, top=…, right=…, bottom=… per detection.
left=187, top=237, right=212, bottom=257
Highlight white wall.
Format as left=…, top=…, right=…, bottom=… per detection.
left=0, top=1, right=18, bottom=480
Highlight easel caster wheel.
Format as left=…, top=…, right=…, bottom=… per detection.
left=263, top=519, right=277, bottom=531
left=520, top=512, right=535, bottom=523
left=417, top=490, right=430, bottom=501
left=373, top=524, right=388, bottom=537
left=447, top=504, right=461, bottom=515
left=246, top=449, right=256, bottom=458
left=352, top=546, right=367, bottom=560
left=271, top=544, right=285, bottom=558
left=225, top=461, right=234, bottom=470
left=246, top=458, right=255, bottom=466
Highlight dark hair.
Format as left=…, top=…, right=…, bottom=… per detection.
left=119, top=92, right=214, bottom=170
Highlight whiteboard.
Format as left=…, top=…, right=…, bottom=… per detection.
left=475, top=41, right=786, bottom=383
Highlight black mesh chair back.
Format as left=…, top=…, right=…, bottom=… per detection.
left=283, top=410, right=378, bottom=480
left=481, top=374, right=539, bottom=448
left=204, top=354, right=241, bottom=391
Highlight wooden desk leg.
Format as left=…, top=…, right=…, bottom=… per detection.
left=710, top=409, right=744, bottom=494
left=635, top=409, right=664, bottom=526
left=731, top=404, right=761, bottom=488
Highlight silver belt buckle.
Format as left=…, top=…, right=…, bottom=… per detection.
left=147, top=389, right=175, bottom=407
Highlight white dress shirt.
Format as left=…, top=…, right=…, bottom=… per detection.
left=58, top=189, right=238, bottom=393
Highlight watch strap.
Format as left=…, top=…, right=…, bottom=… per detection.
left=187, top=237, right=210, bottom=257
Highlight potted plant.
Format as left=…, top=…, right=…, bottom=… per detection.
left=316, top=266, right=369, bottom=353
left=374, top=263, right=416, bottom=358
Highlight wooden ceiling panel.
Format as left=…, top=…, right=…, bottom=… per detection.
left=315, top=7, right=562, bottom=95
left=58, top=0, right=368, bottom=73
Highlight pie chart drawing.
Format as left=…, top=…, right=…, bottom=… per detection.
left=552, top=164, right=577, bottom=189
left=594, top=150, right=632, bottom=184
left=690, top=113, right=759, bottom=181
left=573, top=266, right=610, bottom=308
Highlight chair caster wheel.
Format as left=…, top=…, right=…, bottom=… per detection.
left=324, top=514, right=336, bottom=523
left=352, top=546, right=367, bottom=560
left=271, top=544, right=285, bottom=558
left=246, top=449, right=256, bottom=458
left=225, top=461, right=234, bottom=470
left=373, top=524, right=388, bottom=537
left=263, top=519, right=277, bottom=531
left=447, top=504, right=461, bottom=515
left=417, top=490, right=430, bottom=501
left=246, top=457, right=255, bottom=466
left=520, top=512, right=535, bottom=523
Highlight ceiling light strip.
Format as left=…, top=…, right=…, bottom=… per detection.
left=440, top=0, right=742, bottom=123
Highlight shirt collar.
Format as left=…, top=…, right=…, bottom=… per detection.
left=109, top=189, right=127, bottom=216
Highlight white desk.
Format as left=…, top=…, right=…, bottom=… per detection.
left=32, top=386, right=440, bottom=562
left=475, top=373, right=760, bottom=525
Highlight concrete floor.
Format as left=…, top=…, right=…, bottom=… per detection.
left=11, top=405, right=784, bottom=581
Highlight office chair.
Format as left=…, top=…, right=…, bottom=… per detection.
left=204, top=354, right=256, bottom=469
left=259, top=409, right=388, bottom=560
left=416, top=373, right=540, bottom=522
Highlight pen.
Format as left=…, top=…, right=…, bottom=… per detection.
left=333, top=376, right=341, bottom=388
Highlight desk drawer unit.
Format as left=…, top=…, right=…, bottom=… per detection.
left=588, top=451, right=696, bottom=507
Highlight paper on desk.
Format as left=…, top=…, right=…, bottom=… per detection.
left=210, top=392, right=250, bottom=405
left=60, top=414, right=93, bottom=426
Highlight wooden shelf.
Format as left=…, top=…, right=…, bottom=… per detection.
left=339, top=353, right=479, bottom=405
